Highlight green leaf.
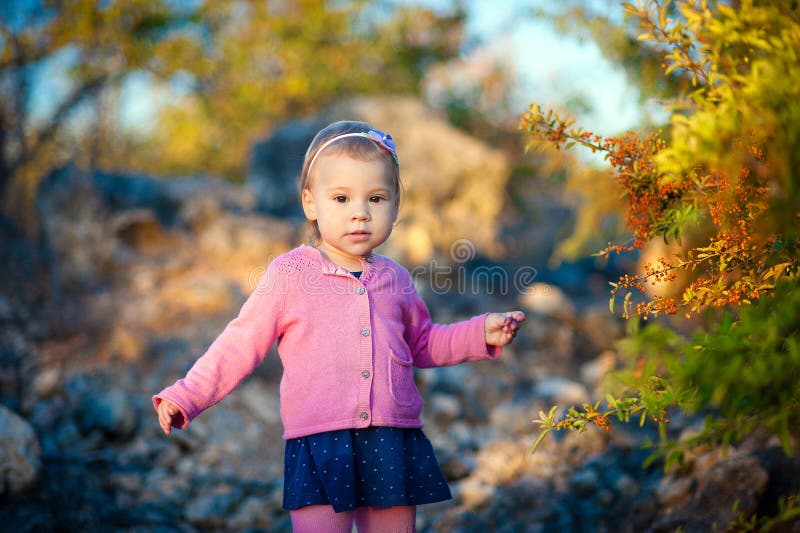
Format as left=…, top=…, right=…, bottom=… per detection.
left=531, top=429, right=551, bottom=455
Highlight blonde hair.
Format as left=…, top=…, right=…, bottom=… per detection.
left=299, top=120, right=402, bottom=242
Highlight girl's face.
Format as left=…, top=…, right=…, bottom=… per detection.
left=301, top=152, right=398, bottom=270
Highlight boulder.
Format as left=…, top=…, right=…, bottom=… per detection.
left=578, top=304, right=624, bottom=351
left=229, top=495, right=274, bottom=530
left=579, top=350, right=617, bottom=390
left=77, top=389, right=140, bottom=441
left=489, top=400, right=543, bottom=437
left=93, top=170, right=256, bottom=226
left=533, top=376, right=589, bottom=406
left=0, top=405, right=41, bottom=495
left=568, top=467, right=600, bottom=496
left=184, top=485, right=245, bottom=528
left=36, top=165, right=116, bottom=287
left=653, top=453, right=769, bottom=532
left=518, top=282, right=576, bottom=321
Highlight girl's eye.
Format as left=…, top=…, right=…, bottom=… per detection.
left=334, top=195, right=347, bottom=203
left=369, top=196, right=386, bottom=203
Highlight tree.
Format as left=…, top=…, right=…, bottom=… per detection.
left=0, top=0, right=191, bottom=224
left=134, top=0, right=467, bottom=180
left=0, top=0, right=466, bottom=227
left=525, top=0, right=800, bottom=472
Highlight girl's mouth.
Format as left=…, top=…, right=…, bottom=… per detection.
left=347, top=231, right=371, bottom=241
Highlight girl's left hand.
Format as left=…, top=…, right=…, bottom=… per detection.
left=485, top=311, right=526, bottom=347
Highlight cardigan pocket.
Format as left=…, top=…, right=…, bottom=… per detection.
left=389, top=349, right=418, bottom=407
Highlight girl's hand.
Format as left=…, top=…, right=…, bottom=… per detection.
left=157, top=400, right=180, bottom=435
left=485, top=311, right=526, bottom=347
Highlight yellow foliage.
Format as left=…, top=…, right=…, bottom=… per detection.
left=527, top=1, right=800, bottom=466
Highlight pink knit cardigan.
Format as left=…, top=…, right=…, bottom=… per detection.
left=153, top=244, right=501, bottom=439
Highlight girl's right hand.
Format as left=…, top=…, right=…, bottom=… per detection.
left=157, top=400, right=180, bottom=435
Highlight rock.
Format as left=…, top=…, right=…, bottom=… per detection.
left=248, top=117, right=318, bottom=216
left=425, top=364, right=475, bottom=396
left=0, top=405, right=41, bottom=495
left=560, top=425, right=609, bottom=463
left=41, top=418, right=81, bottom=455
left=230, top=495, right=273, bottom=530
left=35, top=164, right=116, bottom=286
left=249, top=96, right=510, bottom=264
left=184, top=485, right=245, bottom=528
left=692, top=447, right=731, bottom=477
left=521, top=320, right=577, bottom=377
left=518, top=283, right=576, bottom=321
left=456, top=477, right=495, bottom=508
left=433, top=429, right=477, bottom=482
left=111, top=472, right=144, bottom=494
left=155, top=272, right=235, bottom=320
left=489, top=400, right=541, bottom=436
left=657, top=476, right=693, bottom=507
left=654, top=454, right=769, bottom=532
left=579, top=350, right=617, bottom=390
left=447, top=421, right=483, bottom=450
left=195, top=212, right=296, bottom=289
left=568, top=468, right=599, bottom=496
left=111, top=208, right=173, bottom=257
left=33, top=366, right=62, bottom=397
left=429, top=392, right=461, bottom=424
left=0, top=293, right=12, bottom=320
left=77, top=389, right=140, bottom=441
left=596, top=488, right=614, bottom=505
left=533, top=377, right=589, bottom=406
left=139, top=467, right=191, bottom=504
left=93, top=170, right=255, bottom=226
left=471, top=440, right=527, bottom=486
left=238, top=381, right=281, bottom=425
left=578, top=305, right=624, bottom=350
left=439, top=453, right=476, bottom=482
left=28, top=398, right=61, bottom=437
left=690, top=454, right=768, bottom=527
left=92, top=170, right=181, bottom=217
left=614, top=474, right=640, bottom=499
left=107, top=324, right=146, bottom=361
left=0, top=214, right=48, bottom=319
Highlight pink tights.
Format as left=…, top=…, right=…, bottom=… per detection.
left=290, top=504, right=416, bottom=533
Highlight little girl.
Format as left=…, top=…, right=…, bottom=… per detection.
left=154, top=120, right=525, bottom=532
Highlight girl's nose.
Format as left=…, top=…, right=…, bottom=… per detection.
left=351, top=202, right=371, bottom=221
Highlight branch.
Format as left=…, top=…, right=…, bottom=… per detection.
left=11, top=33, right=29, bottom=165
left=11, top=74, right=108, bottom=172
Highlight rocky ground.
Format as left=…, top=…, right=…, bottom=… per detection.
left=4, top=280, right=797, bottom=532
left=1, top=98, right=799, bottom=532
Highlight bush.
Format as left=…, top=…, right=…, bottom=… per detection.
left=526, top=0, right=800, bottom=467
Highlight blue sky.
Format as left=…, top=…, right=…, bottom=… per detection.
left=457, top=0, right=644, bottom=134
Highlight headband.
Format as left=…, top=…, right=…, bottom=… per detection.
left=307, top=129, right=399, bottom=174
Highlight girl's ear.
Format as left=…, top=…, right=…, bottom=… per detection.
left=301, top=188, right=317, bottom=221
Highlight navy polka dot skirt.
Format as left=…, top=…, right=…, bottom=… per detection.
left=283, top=426, right=452, bottom=512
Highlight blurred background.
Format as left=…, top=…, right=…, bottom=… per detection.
left=0, top=1, right=736, bottom=531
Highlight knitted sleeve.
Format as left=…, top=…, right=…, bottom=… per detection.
left=402, top=274, right=502, bottom=368
left=152, top=260, right=286, bottom=429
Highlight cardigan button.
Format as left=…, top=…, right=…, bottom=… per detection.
left=361, top=370, right=370, bottom=379
left=359, top=411, right=369, bottom=420
left=358, top=287, right=366, bottom=295
left=361, top=328, right=370, bottom=337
